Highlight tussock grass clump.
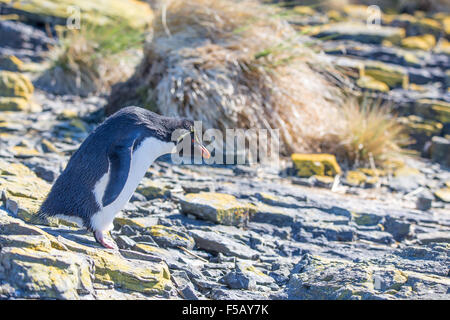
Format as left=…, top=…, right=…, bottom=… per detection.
left=107, top=0, right=348, bottom=155
left=36, top=23, right=146, bottom=96
left=335, top=98, right=408, bottom=167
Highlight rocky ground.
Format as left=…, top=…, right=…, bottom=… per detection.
left=0, top=1, right=449, bottom=300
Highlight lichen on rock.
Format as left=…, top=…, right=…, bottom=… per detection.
left=291, top=153, right=341, bottom=177
left=179, top=192, right=256, bottom=226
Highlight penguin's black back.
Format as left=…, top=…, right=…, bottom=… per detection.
left=38, top=106, right=189, bottom=230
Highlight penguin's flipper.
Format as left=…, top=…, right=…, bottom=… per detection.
left=102, top=143, right=133, bottom=207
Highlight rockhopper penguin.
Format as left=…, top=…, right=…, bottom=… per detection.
left=38, top=106, right=210, bottom=249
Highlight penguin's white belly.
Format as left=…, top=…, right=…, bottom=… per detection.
left=90, top=137, right=173, bottom=232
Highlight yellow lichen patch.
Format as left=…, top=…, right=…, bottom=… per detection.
left=327, top=10, right=342, bottom=21
left=0, top=161, right=51, bottom=222
left=382, top=158, right=406, bottom=172
left=408, top=83, right=428, bottom=92
left=41, top=139, right=59, bottom=153
left=8, top=55, right=23, bottom=68
left=434, top=188, right=450, bottom=203
left=431, top=105, right=450, bottom=123
left=414, top=99, right=450, bottom=123
left=180, top=192, right=256, bottom=226
left=417, top=18, right=442, bottom=33
left=291, top=153, right=341, bottom=177
left=351, top=212, right=381, bottom=226
left=0, top=55, right=23, bottom=71
left=0, top=247, right=92, bottom=299
left=0, top=215, right=66, bottom=250
left=400, top=118, right=443, bottom=137
left=443, top=16, right=450, bottom=35
left=57, top=109, right=78, bottom=120
left=256, top=192, right=280, bottom=203
left=69, top=119, right=88, bottom=132
left=150, top=225, right=185, bottom=240
left=364, top=62, right=406, bottom=88
left=11, top=145, right=40, bottom=157
left=346, top=171, right=367, bottom=186
left=356, top=75, right=389, bottom=92
left=147, top=225, right=195, bottom=249
left=0, top=234, right=53, bottom=253
left=0, top=172, right=49, bottom=201
left=0, top=160, right=35, bottom=176
left=114, top=217, right=147, bottom=229
left=358, top=168, right=386, bottom=177
left=0, top=97, right=31, bottom=111
left=0, top=132, right=14, bottom=140
left=342, top=4, right=371, bottom=19
left=89, top=249, right=172, bottom=293
left=312, top=175, right=335, bottom=185
left=134, top=243, right=165, bottom=254
left=0, top=71, right=33, bottom=99
left=401, top=34, right=436, bottom=51
left=436, top=39, right=450, bottom=55
left=243, top=265, right=268, bottom=277
left=136, top=178, right=169, bottom=199
left=50, top=235, right=173, bottom=294
left=293, top=6, right=315, bottom=16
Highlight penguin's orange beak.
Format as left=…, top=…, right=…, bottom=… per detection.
left=194, top=141, right=210, bottom=159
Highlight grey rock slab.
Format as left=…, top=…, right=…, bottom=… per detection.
left=383, top=216, right=415, bottom=241
left=295, top=221, right=356, bottom=242
left=114, top=235, right=136, bottom=249
left=416, top=232, right=450, bottom=244
left=221, top=270, right=256, bottom=290
left=189, top=229, right=259, bottom=260
left=254, top=192, right=303, bottom=208
left=250, top=202, right=297, bottom=227
left=356, top=230, right=394, bottom=245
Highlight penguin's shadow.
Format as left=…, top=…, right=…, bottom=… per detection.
left=40, top=226, right=101, bottom=249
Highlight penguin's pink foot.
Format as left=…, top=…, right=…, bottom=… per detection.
left=94, top=230, right=117, bottom=249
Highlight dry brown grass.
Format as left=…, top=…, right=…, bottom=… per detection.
left=333, top=98, right=408, bottom=167
left=108, top=0, right=348, bottom=155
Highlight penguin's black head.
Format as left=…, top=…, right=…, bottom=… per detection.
left=109, top=107, right=210, bottom=159
left=180, top=119, right=195, bottom=132
left=170, top=118, right=210, bottom=159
